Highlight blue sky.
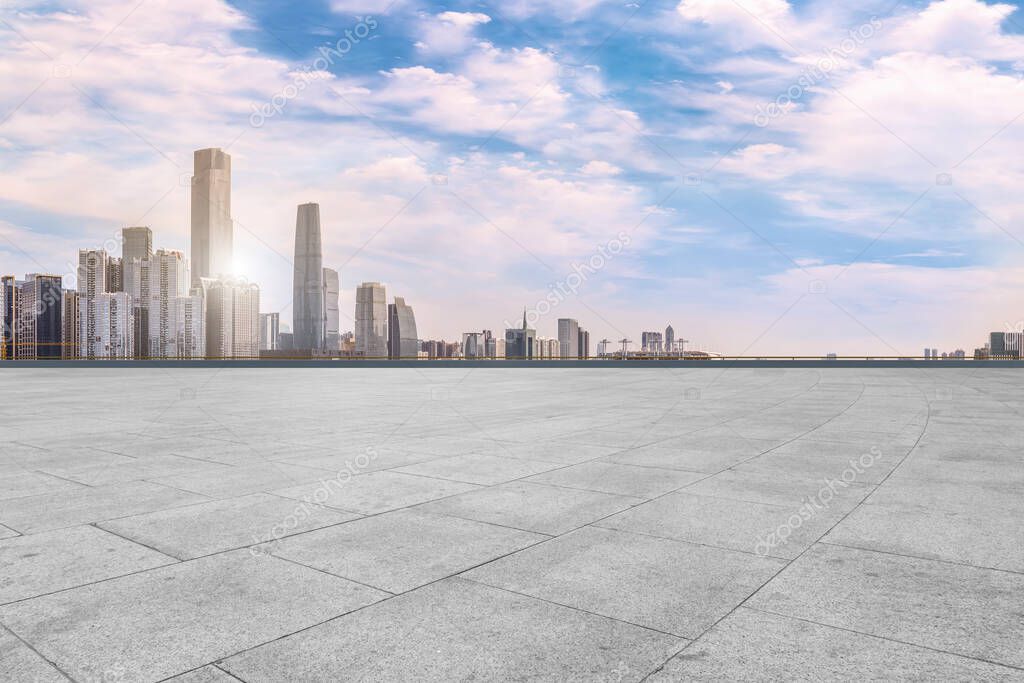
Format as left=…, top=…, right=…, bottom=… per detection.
left=2, top=0, right=1024, bottom=354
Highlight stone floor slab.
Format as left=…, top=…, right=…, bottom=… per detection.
left=272, top=470, right=479, bottom=515
left=220, top=577, right=684, bottom=682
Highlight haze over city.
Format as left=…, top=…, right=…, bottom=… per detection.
left=3, top=0, right=1024, bottom=354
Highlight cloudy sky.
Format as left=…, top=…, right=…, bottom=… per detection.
left=2, top=0, right=1024, bottom=354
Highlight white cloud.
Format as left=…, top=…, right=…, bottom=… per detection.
left=417, top=11, right=491, bottom=55
left=580, top=160, right=623, bottom=176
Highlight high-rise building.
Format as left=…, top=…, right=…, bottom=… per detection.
left=462, top=332, right=486, bottom=359
left=191, top=148, right=232, bottom=287
left=578, top=327, right=590, bottom=359
left=175, top=292, right=205, bottom=359
left=557, top=318, right=579, bottom=359
left=123, top=256, right=150, bottom=356
left=1004, top=333, right=1023, bottom=360
left=505, top=310, right=536, bottom=359
left=15, top=275, right=63, bottom=359
left=1, top=276, right=15, bottom=360
left=292, top=203, right=324, bottom=350
left=535, top=337, right=559, bottom=359
left=356, top=282, right=387, bottom=358
left=147, top=250, right=190, bottom=358
left=83, top=292, right=133, bottom=359
left=322, top=267, right=339, bottom=350
left=78, top=249, right=110, bottom=359
left=665, top=324, right=675, bottom=352
left=387, top=296, right=418, bottom=359
left=990, top=332, right=1007, bottom=358
left=641, top=331, right=663, bottom=354
left=105, top=256, right=123, bottom=293
left=259, top=312, right=280, bottom=351
left=122, top=227, right=153, bottom=263
left=61, top=289, right=79, bottom=359
left=201, top=277, right=259, bottom=359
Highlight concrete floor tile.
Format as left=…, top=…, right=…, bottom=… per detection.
left=523, top=461, right=706, bottom=498
left=649, top=608, right=1024, bottom=682
left=0, top=550, right=387, bottom=682
left=395, top=453, right=561, bottom=485
left=220, top=577, right=684, bottom=682
left=272, top=471, right=480, bottom=515
left=0, top=481, right=209, bottom=534
left=418, top=481, right=642, bottom=535
left=465, top=526, right=785, bottom=637
left=265, top=509, right=545, bottom=593
left=0, top=525, right=175, bottom=604
left=99, top=493, right=359, bottom=560
left=748, top=543, right=1024, bottom=668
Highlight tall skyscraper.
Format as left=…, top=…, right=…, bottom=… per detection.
left=386, top=297, right=418, bottom=359
left=665, top=324, right=675, bottom=352
left=292, top=203, right=324, bottom=350
left=322, top=267, right=339, bottom=350
left=15, top=275, right=63, bottom=359
left=356, top=282, right=388, bottom=358
left=85, top=292, right=133, bottom=359
left=78, top=249, right=109, bottom=359
left=146, top=250, right=189, bottom=358
left=122, top=227, right=153, bottom=263
left=175, top=293, right=205, bottom=359
left=990, top=332, right=1007, bottom=358
left=1, top=276, right=14, bottom=360
left=259, top=312, right=280, bottom=351
left=578, top=327, right=590, bottom=359
left=557, top=318, right=579, bottom=359
left=505, top=310, right=536, bottom=359
left=641, top=331, right=663, bottom=354
left=60, top=289, right=80, bottom=360
left=201, top=277, right=259, bottom=359
left=462, top=331, right=486, bottom=359
left=105, top=255, right=123, bottom=292
left=191, top=148, right=232, bottom=287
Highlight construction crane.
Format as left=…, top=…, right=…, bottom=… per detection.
left=679, top=338, right=690, bottom=353
left=619, top=339, right=632, bottom=355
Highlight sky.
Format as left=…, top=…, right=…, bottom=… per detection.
left=2, top=0, right=1024, bottom=355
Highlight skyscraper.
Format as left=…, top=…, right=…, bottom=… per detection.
left=386, top=297, right=418, bottom=359
left=505, top=310, right=536, bottom=359
left=356, top=282, right=388, bottom=358
left=15, top=275, right=63, bottom=359
left=191, top=148, right=232, bottom=287
left=175, top=293, right=205, bottom=359
left=122, top=227, right=153, bottom=263
left=990, top=332, right=1007, bottom=358
left=1, top=276, right=14, bottom=360
left=322, top=267, right=339, bottom=350
left=61, top=289, right=79, bottom=359
left=665, top=324, right=675, bottom=353
left=87, top=293, right=133, bottom=359
left=145, top=250, right=189, bottom=358
left=578, top=327, right=590, bottom=359
left=292, top=203, right=324, bottom=350
left=557, top=318, right=579, bottom=359
left=78, top=249, right=109, bottom=359
left=259, top=312, right=280, bottom=351
left=201, top=277, right=259, bottom=359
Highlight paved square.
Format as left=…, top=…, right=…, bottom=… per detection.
left=1, top=366, right=1022, bottom=681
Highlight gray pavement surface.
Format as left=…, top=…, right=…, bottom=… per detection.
left=1, top=367, right=1022, bottom=681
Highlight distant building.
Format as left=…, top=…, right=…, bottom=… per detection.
left=1, top=274, right=63, bottom=360
left=292, top=203, right=324, bottom=351
left=387, top=297, right=418, bottom=359
left=322, top=267, right=340, bottom=350
left=557, top=318, right=579, bottom=359
left=78, top=249, right=110, bottom=359
left=201, top=277, right=259, bottom=359
left=535, top=337, right=559, bottom=359
left=665, top=325, right=675, bottom=352
left=641, top=331, right=663, bottom=354
left=259, top=313, right=280, bottom=351
left=1004, top=333, right=1023, bottom=360
left=355, top=282, right=387, bottom=358
left=61, top=289, right=79, bottom=359
left=83, top=292, right=133, bottom=359
left=505, top=310, right=536, bottom=359
left=1, top=276, right=16, bottom=360
left=990, top=332, right=1006, bottom=358
left=191, top=148, right=233, bottom=287
left=175, top=293, right=205, bottom=359
left=462, top=332, right=486, bottom=359
left=122, top=226, right=153, bottom=263
left=105, top=255, right=123, bottom=293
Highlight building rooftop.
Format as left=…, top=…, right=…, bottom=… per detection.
left=0, top=367, right=1021, bottom=681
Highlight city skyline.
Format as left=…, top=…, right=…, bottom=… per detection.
left=3, top=1, right=1024, bottom=354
